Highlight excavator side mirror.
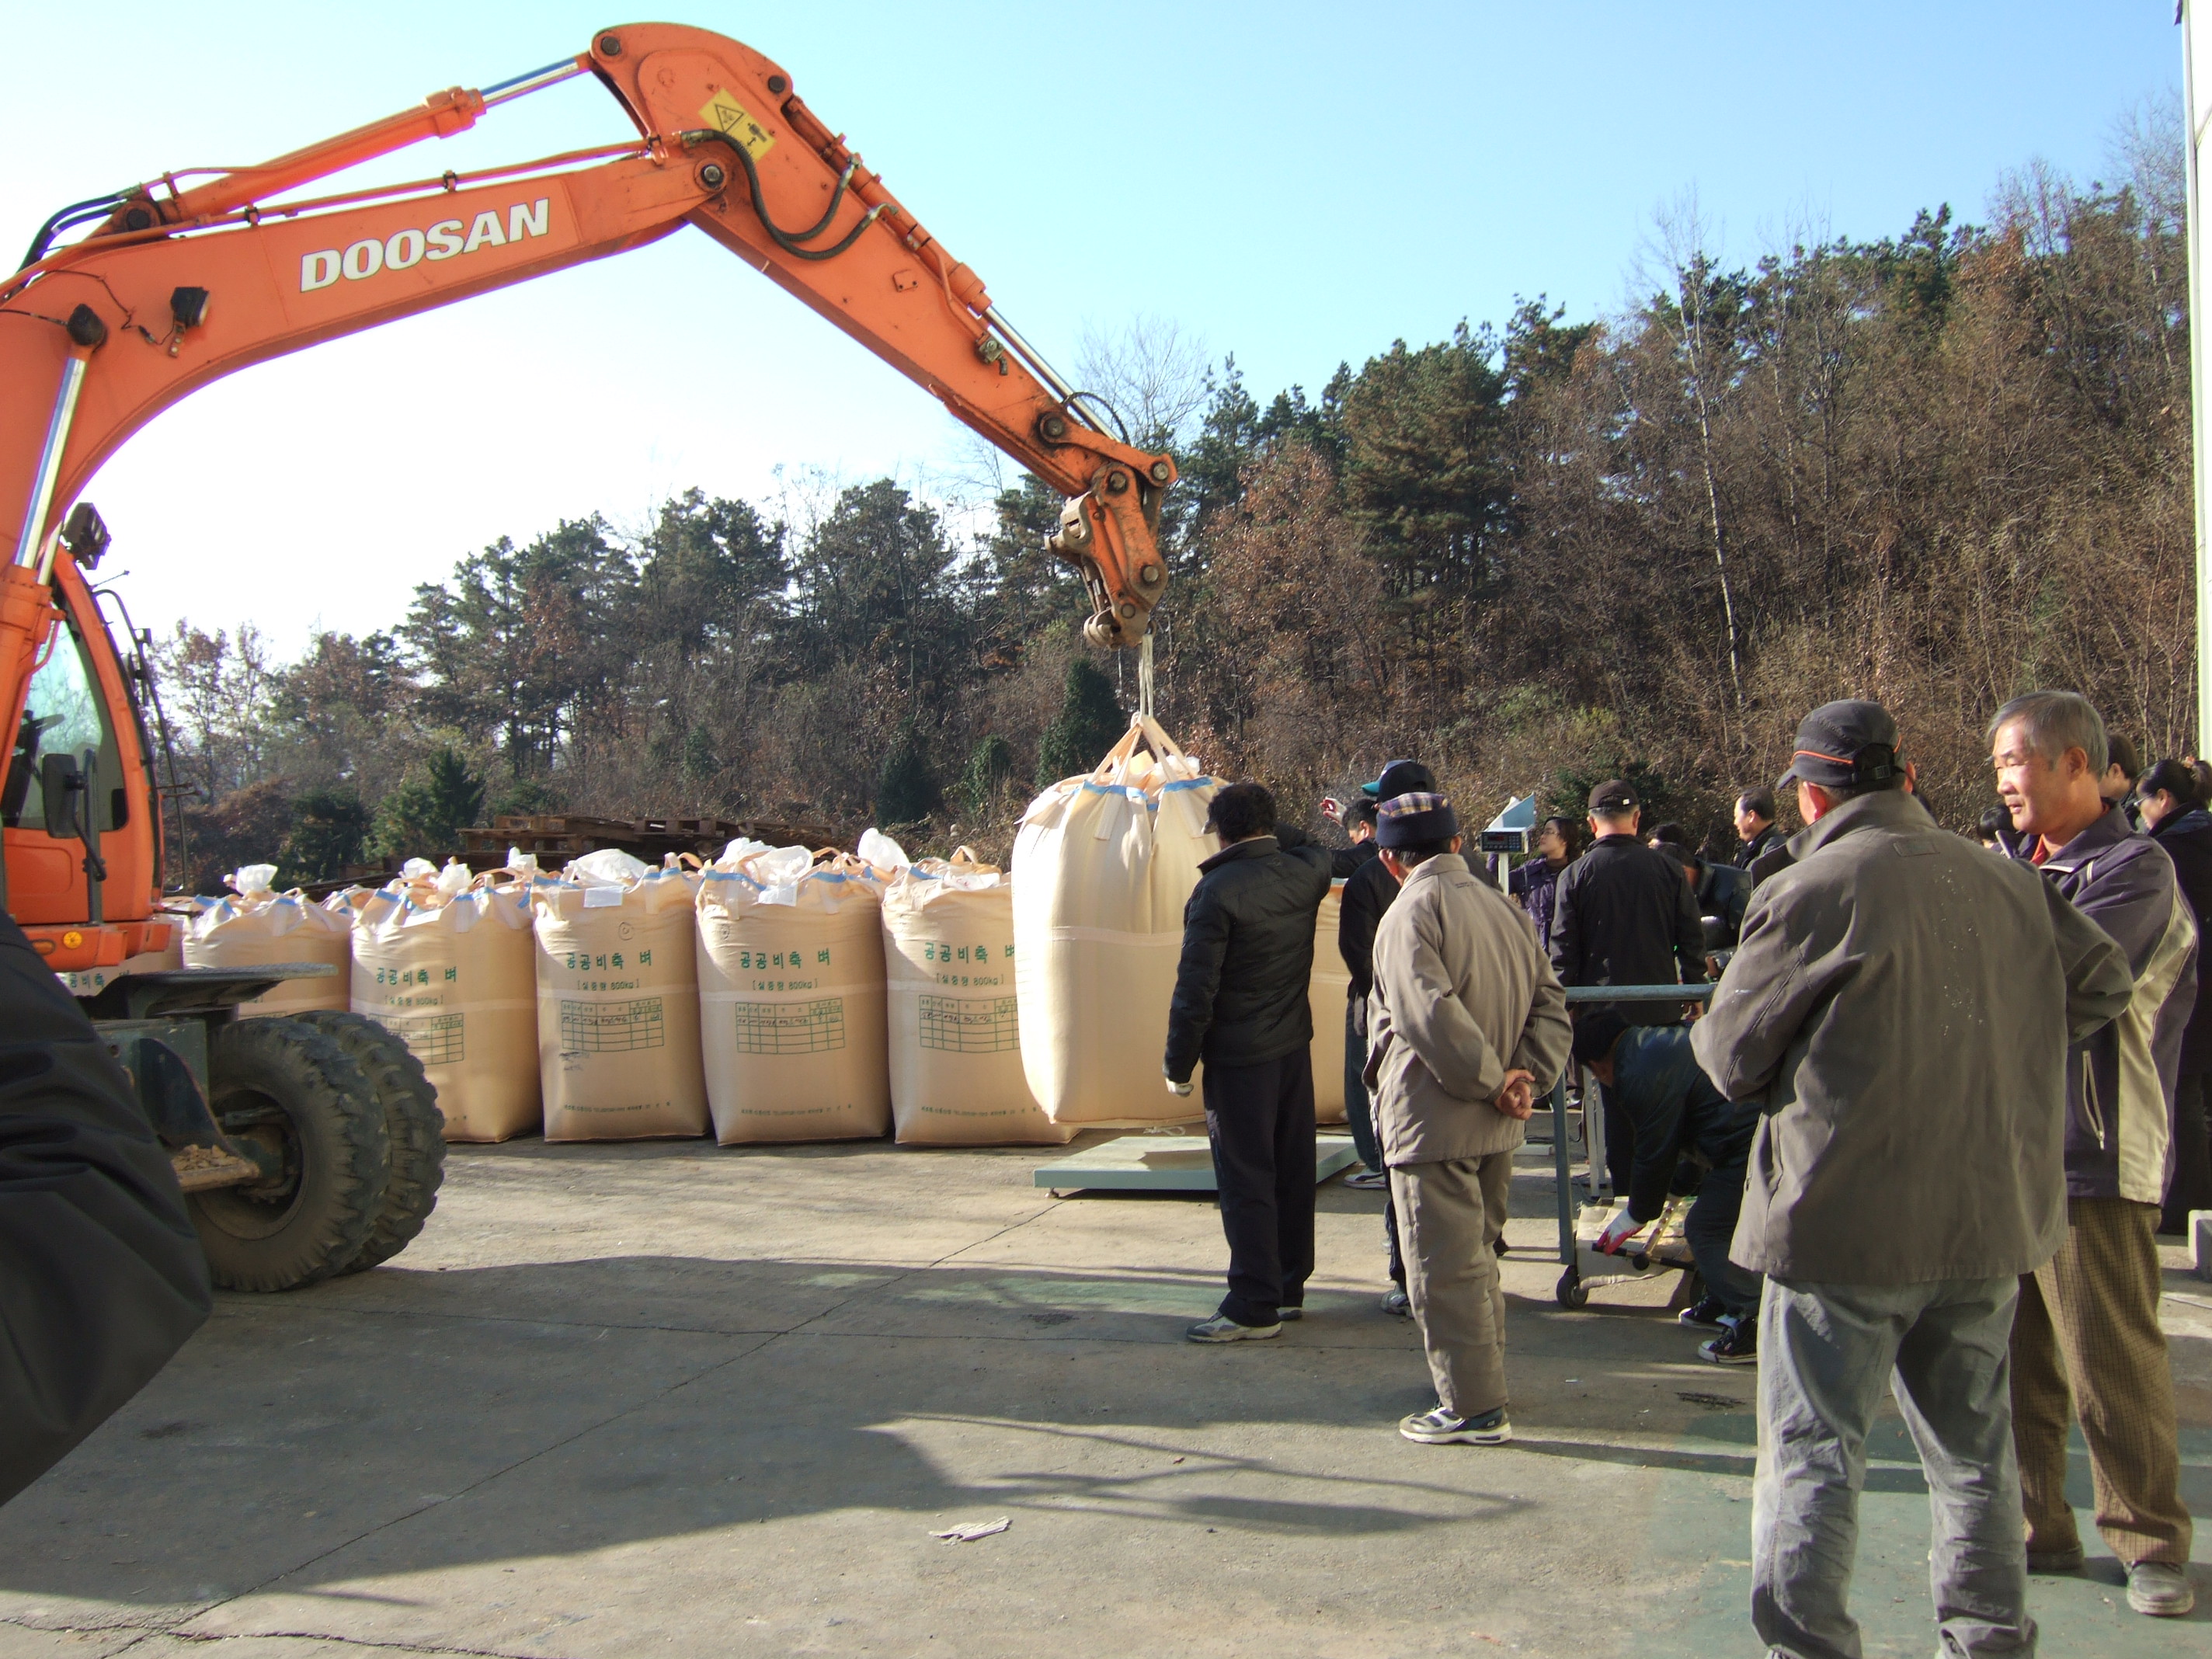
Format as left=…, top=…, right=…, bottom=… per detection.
left=40, top=752, right=82, bottom=840
left=61, top=501, right=110, bottom=569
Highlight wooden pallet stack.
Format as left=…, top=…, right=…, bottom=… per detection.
left=457, top=812, right=839, bottom=870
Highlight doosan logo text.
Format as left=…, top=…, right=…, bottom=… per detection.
left=300, top=199, right=551, bottom=292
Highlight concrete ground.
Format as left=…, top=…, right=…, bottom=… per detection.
left=0, top=1132, right=2206, bottom=1659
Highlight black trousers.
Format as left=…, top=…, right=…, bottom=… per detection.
left=2163, top=1069, right=2211, bottom=1234
left=1203, top=1049, right=1317, bottom=1326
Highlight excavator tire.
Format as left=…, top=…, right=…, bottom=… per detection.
left=191, top=1018, right=389, bottom=1292
left=293, top=1011, right=446, bottom=1273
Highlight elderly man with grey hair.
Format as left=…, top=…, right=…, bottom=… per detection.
left=1695, top=698, right=2132, bottom=1657
left=1991, top=689, right=2199, bottom=1619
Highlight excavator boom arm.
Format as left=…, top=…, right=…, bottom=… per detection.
left=1, top=23, right=1171, bottom=668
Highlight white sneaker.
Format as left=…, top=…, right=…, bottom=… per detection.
left=1342, top=1167, right=1388, bottom=1190
left=1184, top=1315, right=1281, bottom=1344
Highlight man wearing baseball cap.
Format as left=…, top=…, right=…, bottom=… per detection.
left=1365, top=791, right=1569, bottom=1444
left=1692, top=697, right=2132, bottom=1654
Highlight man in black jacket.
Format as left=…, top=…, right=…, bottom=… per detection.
left=1166, top=782, right=1333, bottom=1342
left=1734, top=788, right=1782, bottom=868
left=1551, top=778, right=1706, bottom=1195
left=0, top=913, right=212, bottom=1504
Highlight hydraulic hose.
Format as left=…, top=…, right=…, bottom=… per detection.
left=19, top=190, right=140, bottom=271
left=686, top=130, right=884, bottom=263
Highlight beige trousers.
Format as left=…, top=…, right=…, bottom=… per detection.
left=2009, top=1196, right=2193, bottom=1567
left=1390, top=1153, right=1515, bottom=1418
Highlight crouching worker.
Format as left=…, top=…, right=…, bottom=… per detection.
left=1366, top=793, right=1570, bottom=1443
left=1167, top=782, right=1334, bottom=1342
left=1574, top=1010, right=1761, bottom=1364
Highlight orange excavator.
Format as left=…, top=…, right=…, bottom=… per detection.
left=0, top=23, right=1177, bottom=1290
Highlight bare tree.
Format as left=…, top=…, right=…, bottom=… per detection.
left=1074, top=313, right=1212, bottom=450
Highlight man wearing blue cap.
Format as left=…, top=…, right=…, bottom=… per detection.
left=1366, top=791, right=1570, bottom=1443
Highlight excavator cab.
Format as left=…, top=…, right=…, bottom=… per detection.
left=4, top=521, right=445, bottom=1294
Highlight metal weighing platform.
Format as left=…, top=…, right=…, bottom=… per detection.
left=1548, top=983, right=1715, bottom=1309
left=1035, top=1131, right=1362, bottom=1194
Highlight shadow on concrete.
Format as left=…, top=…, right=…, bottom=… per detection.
left=0, top=1251, right=1528, bottom=1611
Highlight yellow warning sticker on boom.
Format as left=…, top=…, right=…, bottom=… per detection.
left=700, top=92, right=776, bottom=159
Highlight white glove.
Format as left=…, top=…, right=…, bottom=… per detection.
left=1596, top=1210, right=1648, bottom=1256
left=1165, top=1076, right=1195, bottom=1097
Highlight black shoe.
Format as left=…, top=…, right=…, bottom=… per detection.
left=1678, top=1294, right=1729, bottom=1330
left=1699, top=1317, right=1757, bottom=1365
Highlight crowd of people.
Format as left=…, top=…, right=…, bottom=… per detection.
left=1161, top=690, right=2206, bottom=1651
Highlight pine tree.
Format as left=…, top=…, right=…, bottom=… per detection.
left=959, top=734, right=1016, bottom=819
left=371, top=746, right=485, bottom=859
left=1035, top=659, right=1125, bottom=784
left=277, top=788, right=368, bottom=885
left=876, top=722, right=937, bottom=827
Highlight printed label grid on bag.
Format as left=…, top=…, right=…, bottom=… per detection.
left=918, top=994, right=1020, bottom=1054
left=732, top=998, right=847, bottom=1056
left=373, top=1010, right=465, bottom=1066
left=558, top=996, right=666, bottom=1054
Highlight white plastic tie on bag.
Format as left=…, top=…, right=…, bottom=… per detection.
left=857, top=828, right=909, bottom=872
left=506, top=847, right=540, bottom=875
left=718, top=836, right=770, bottom=865
left=401, top=857, right=438, bottom=881
left=228, top=864, right=277, bottom=896
left=436, top=860, right=472, bottom=898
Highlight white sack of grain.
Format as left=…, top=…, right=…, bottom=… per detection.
left=353, top=859, right=539, bottom=1142
left=1012, top=717, right=1219, bottom=1127
left=181, top=864, right=352, bottom=1016
left=1309, top=879, right=1350, bottom=1125
left=882, top=850, right=1071, bottom=1146
left=695, top=845, right=890, bottom=1144
left=530, top=850, right=707, bottom=1140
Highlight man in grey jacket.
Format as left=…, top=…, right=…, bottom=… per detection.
left=1991, top=690, right=2198, bottom=1618
left=1692, top=701, right=2132, bottom=1659
left=1364, top=793, right=1570, bottom=1446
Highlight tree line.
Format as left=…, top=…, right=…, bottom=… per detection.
left=155, top=104, right=2193, bottom=890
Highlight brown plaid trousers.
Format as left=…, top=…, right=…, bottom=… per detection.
left=2009, top=1196, right=2193, bottom=1566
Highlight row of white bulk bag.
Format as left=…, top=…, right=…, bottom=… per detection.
left=697, top=842, right=891, bottom=1145
left=1013, top=717, right=1219, bottom=1129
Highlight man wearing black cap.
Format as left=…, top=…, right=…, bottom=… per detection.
left=1337, top=758, right=1435, bottom=1311
left=1549, top=777, right=1706, bottom=1197
left=1692, top=698, right=2134, bottom=1655
left=1365, top=791, right=1569, bottom=1443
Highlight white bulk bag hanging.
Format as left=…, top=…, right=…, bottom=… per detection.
left=531, top=854, right=707, bottom=1141
left=1309, top=879, right=1349, bottom=1124
left=1012, top=716, right=1219, bottom=1127
left=353, top=860, right=540, bottom=1143
left=882, top=850, right=1071, bottom=1146
left=181, top=864, right=352, bottom=1017
left=695, top=847, right=891, bottom=1144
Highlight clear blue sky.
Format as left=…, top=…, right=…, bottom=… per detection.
left=0, top=2, right=2183, bottom=649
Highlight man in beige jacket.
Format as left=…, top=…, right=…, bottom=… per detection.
left=1365, top=792, right=1571, bottom=1444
